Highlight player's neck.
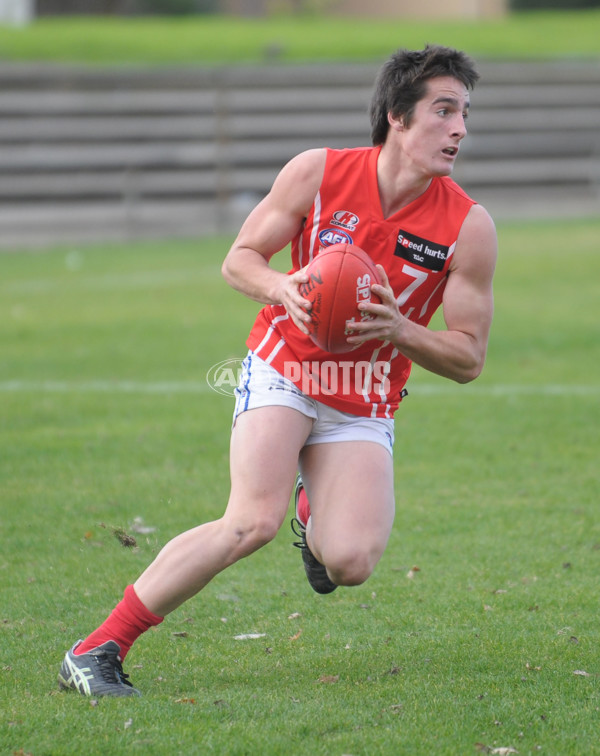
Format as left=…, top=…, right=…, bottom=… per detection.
left=376, top=143, right=432, bottom=218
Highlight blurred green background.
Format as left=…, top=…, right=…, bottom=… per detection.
left=1, top=1, right=600, bottom=64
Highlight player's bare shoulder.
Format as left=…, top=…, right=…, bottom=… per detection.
left=451, top=203, right=497, bottom=277
left=284, top=148, right=328, bottom=182
left=270, top=149, right=327, bottom=213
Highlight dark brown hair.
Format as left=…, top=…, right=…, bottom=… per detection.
left=369, top=44, right=480, bottom=146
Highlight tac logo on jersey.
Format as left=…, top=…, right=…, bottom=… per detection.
left=394, top=229, right=450, bottom=272
left=318, top=228, right=353, bottom=247
left=330, top=210, right=359, bottom=231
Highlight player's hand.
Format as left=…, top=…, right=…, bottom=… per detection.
left=278, top=268, right=313, bottom=335
left=345, top=265, right=406, bottom=345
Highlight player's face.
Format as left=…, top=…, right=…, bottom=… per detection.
left=401, top=76, right=470, bottom=178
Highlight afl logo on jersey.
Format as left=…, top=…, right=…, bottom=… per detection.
left=331, top=210, right=359, bottom=231
left=318, top=228, right=353, bottom=247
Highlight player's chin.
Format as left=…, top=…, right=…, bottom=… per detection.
left=434, top=161, right=455, bottom=177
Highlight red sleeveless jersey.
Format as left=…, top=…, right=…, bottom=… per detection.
left=246, top=146, right=476, bottom=418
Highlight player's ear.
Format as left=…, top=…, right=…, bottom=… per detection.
left=387, top=112, right=404, bottom=132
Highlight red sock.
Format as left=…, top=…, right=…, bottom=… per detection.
left=297, top=485, right=311, bottom=527
left=74, top=584, right=163, bottom=660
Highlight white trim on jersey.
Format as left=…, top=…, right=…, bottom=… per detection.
left=417, top=241, right=457, bottom=319
left=253, top=310, right=290, bottom=356
left=305, top=190, right=321, bottom=267
left=263, top=338, right=286, bottom=365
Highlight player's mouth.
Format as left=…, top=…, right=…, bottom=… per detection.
left=442, top=146, right=459, bottom=158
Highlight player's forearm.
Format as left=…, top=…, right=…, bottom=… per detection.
left=391, top=319, right=487, bottom=384
left=221, top=247, right=286, bottom=305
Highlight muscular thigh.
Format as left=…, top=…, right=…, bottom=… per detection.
left=226, top=405, right=313, bottom=525
left=299, top=441, right=395, bottom=562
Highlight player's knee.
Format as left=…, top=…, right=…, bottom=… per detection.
left=325, top=550, right=377, bottom=587
left=249, top=514, right=281, bottom=547
left=228, top=512, right=281, bottom=557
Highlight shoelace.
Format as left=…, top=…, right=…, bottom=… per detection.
left=290, top=517, right=307, bottom=550
left=290, top=516, right=333, bottom=587
left=94, top=651, right=134, bottom=688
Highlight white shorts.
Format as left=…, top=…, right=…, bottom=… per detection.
left=233, top=352, right=394, bottom=455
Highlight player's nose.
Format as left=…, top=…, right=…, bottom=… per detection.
left=452, top=114, right=467, bottom=139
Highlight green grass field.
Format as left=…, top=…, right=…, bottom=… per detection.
left=0, top=10, right=599, bottom=64
left=1, top=218, right=599, bottom=755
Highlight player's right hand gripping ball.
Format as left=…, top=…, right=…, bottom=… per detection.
left=300, top=243, right=381, bottom=353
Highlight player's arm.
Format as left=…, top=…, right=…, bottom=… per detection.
left=349, top=203, right=497, bottom=383
left=222, top=149, right=326, bottom=335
